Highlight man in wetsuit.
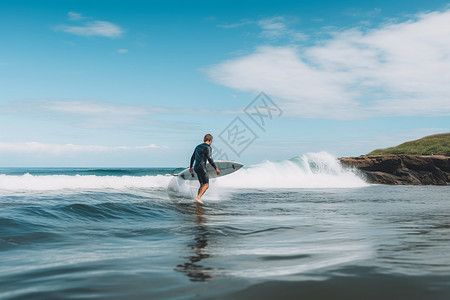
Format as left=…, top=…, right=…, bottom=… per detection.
left=189, top=134, right=220, bottom=204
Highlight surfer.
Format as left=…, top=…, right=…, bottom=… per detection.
left=189, top=134, right=220, bottom=204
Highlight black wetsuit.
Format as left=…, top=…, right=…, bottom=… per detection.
left=190, top=143, right=217, bottom=185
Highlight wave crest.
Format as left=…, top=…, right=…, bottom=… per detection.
left=216, top=152, right=367, bottom=189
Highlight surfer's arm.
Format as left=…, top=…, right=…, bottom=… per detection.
left=206, top=147, right=219, bottom=173
left=189, top=151, right=195, bottom=172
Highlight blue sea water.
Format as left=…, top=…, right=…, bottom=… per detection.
left=0, top=153, right=449, bottom=299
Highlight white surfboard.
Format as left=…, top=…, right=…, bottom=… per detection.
left=167, top=161, right=243, bottom=199
left=177, top=160, right=243, bottom=181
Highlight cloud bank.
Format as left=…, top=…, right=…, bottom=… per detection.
left=208, top=10, right=450, bottom=119
left=0, top=142, right=167, bottom=155
left=0, top=99, right=237, bottom=131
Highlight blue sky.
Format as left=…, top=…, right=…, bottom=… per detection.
left=1, top=0, right=449, bottom=167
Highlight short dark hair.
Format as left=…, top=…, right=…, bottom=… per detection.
left=204, top=134, right=213, bottom=142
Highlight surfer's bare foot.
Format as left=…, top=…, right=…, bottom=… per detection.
left=195, top=198, right=204, bottom=205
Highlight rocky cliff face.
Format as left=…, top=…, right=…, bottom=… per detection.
left=339, top=155, right=450, bottom=185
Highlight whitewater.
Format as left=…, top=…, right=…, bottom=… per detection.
left=0, top=152, right=367, bottom=192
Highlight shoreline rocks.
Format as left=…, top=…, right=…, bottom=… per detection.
left=339, top=154, right=450, bottom=185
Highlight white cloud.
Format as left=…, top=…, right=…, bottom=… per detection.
left=208, top=46, right=356, bottom=119
left=207, top=10, right=450, bottom=119
left=0, top=99, right=235, bottom=130
left=218, top=19, right=253, bottom=29
left=40, top=99, right=237, bottom=118
left=0, top=142, right=167, bottom=155
left=42, top=100, right=156, bottom=128
left=45, top=100, right=146, bottom=116
left=219, top=16, right=307, bottom=42
left=257, top=17, right=307, bottom=41
left=68, top=11, right=85, bottom=21
left=258, top=18, right=283, bottom=38
left=115, top=144, right=166, bottom=150
left=345, top=7, right=382, bottom=18
left=117, top=49, right=128, bottom=53
left=56, top=20, right=124, bottom=38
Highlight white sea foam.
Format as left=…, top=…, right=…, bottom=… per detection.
left=215, top=152, right=368, bottom=189
left=0, top=152, right=367, bottom=192
left=0, top=173, right=171, bottom=191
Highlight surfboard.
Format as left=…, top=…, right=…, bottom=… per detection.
left=177, top=160, right=243, bottom=181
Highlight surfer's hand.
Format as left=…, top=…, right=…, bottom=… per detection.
left=189, top=167, right=193, bottom=173
left=216, top=168, right=220, bottom=175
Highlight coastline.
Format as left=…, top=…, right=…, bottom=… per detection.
left=339, top=154, right=450, bottom=185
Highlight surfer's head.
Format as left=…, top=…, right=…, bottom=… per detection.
left=204, top=134, right=213, bottom=144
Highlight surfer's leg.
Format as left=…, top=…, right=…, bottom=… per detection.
left=195, top=168, right=209, bottom=204
left=195, top=183, right=209, bottom=204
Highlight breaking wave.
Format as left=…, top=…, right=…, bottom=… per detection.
left=0, top=152, right=367, bottom=192
left=0, top=174, right=171, bottom=191
left=216, top=152, right=368, bottom=189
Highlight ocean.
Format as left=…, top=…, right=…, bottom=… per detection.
left=1, top=152, right=449, bottom=299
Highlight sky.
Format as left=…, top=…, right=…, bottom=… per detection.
left=1, top=0, right=449, bottom=167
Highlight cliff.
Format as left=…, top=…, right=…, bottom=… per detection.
left=339, top=154, right=450, bottom=185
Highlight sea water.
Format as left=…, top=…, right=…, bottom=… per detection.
left=0, top=152, right=449, bottom=299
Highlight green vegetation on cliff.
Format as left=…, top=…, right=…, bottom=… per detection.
left=368, top=133, right=450, bottom=155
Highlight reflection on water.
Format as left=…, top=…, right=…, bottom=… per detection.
left=175, top=204, right=213, bottom=282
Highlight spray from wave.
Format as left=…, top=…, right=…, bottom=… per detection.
left=0, top=152, right=367, bottom=192
left=168, top=152, right=368, bottom=198
left=216, top=152, right=367, bottom=189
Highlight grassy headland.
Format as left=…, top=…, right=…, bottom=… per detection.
left=368, top=133, right=450, bottom=156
